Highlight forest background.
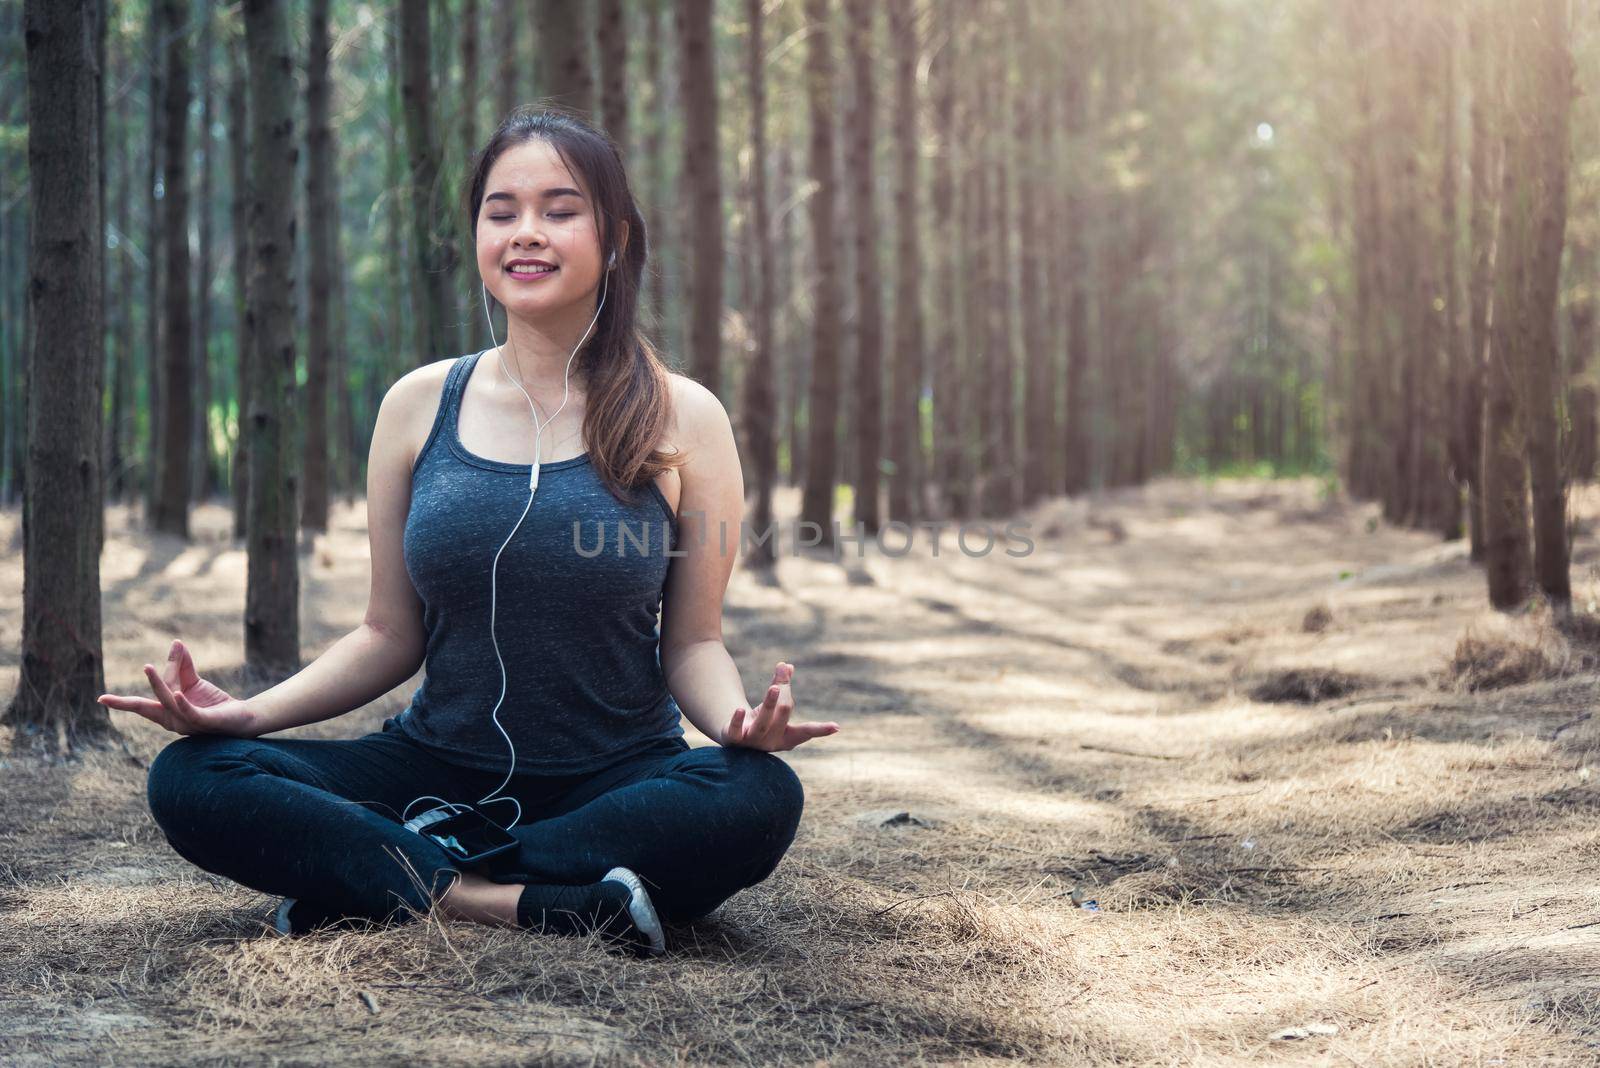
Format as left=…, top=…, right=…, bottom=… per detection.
left=5, top=1, right=1600, bottom=1064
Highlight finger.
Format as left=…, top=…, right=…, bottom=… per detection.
left=780, top=722, right=840, bottom=749
left=161, top=640, right=181, bottom=689
left=99, top=693, right=171, bottom=719
left=157, top=670, right=206, bottom=725
left=771, top=693, right=794, bottom=732
left=725, top=706, right=747, bottom=745
left=101, top=693, right=176, bottom=731
left=174, top=638, right=200, bottom=690
left=771, top=663, right=793, bottom=700
left=776, top=662, right=795, bottom=708
left=145, top=664, right=190, bottom=727
left=172, top=688, right=204, bottom=722
left=745, top=684, right=777, bottom=741
left=129, top=702, right=179, bottom=732
left=750, top=688, right=779, bottom=741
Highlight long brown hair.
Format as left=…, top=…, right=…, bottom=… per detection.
left=464, top=104, right=684, bottom=505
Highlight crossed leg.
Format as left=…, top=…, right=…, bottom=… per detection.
left=146, top=732, right=806, bottom=931
left=145, top=731, right=473, bottom=922
left=491, top=744, right=806, bottom=923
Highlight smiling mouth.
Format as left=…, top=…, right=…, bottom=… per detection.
left=507, top=264, right=558, bottom=275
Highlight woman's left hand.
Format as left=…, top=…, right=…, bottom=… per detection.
left=721, top=661, right=840, bottom=752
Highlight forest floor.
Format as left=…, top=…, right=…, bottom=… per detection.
left=2, top=476, right=1598, bottom=1066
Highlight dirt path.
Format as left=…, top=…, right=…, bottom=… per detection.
left=3, top=478, right=1597, bottom=1065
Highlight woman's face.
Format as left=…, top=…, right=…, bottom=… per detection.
left=475, top=139, right=605, bottom=326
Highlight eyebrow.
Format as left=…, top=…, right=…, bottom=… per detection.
left=484, top=188, right=585, bottom=203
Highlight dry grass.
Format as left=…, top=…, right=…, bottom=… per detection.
left=1247, top=667, right=1366, bottom=704
left=1300, top=604, right=1334, bottom=633
left=3, top=481, right=1600, bottom=1065
left=1444, top=602, right=1600, bottom=692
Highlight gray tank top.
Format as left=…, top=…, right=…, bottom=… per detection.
left=389, top=350, right=685, bottom=774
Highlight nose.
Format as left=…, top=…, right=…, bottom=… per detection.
left=509, top=212, right=547, bottom=250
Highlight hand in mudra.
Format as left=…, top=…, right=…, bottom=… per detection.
left=97, top=639, right=257, bottom=737
left=721, top=661, right=840, bottom=752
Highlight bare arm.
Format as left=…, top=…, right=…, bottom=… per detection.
left=241, top=623, right=422, bottom=737
left=658, top=378, right=838, bottom=751
left=658, top=381, right=749, bottom=744
left=244, top=369, right=434, bottom=736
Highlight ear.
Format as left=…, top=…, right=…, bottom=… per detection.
left=614, top=219, right=630, bottom=262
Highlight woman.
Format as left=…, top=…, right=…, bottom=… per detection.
left=97, top=107, right=840, bottom=957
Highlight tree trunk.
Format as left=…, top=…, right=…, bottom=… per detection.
left=1062, top=28, right=1091, bottom=496
left=494, top=0, right=518, bottom=124
left=1, top=185, right=10, bottom=505
left=1395, top=6, right=1434, bottom=530
left=1343, top=0, right=1384, bottom=505
left=676, top=0, right=723, bottom=393
left=597, top=0, right=628, bottom=152
left=144, top=0, right=167, bottom=520
left=153, top=0, right=194, bottom=537
left=799, top=0, right=841, bottom=545
left=541, top=0, right=594, bottom=117
left=242, top=0, right=302, bottom=680
left=331, top=130, right=356, bottom=506
left=952, top=0, right=984, bottom=517
left=930, top=0, right=963, bottom=518
left=845, top=0, right=882, bottom=533
left=385, top=16, right=412, bottom=386
left=1018, top=3, right=1049, bottom=508
left=1479, top=5, right=1536, bottom=610
left=399, top=0, right=458, bottom=365
left=1508, top=0, right=1574, bottom=611
left=192, top=0, right=216, bottom=504
left=1097, top=15, right=1130, bottom=491
left=777, top=143, right=804, bottom=486
left=886, top=0, right=921, bottom=524
left=460, top=0, right=481, bottom=356
left=227, top=33, right=252, bottom=540
left=8, top=0, right=114, bottom=755
left=302, top=0, right=333, bottom=535
left=640, top=0, right=667, bottom=337
left=1437, top=0, right=1465, bottom=540
left=741, top=0, right=776, bottom=570
left=981, top=0, right=1014, bottom=516
left=1569, top=230, right=1599, bottom=483
left=461, top=0, right=479, bottom=156
left=109, top=29, right=133, bottom=501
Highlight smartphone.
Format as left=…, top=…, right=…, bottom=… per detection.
left=407, top=806, right=519, bottom=866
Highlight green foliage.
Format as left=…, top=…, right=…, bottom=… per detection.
left=834, top=483, right=853, bottom=517
left=8, top=0, right=1597, bottom=514
left=1175, top=455, right=1335, bottom=483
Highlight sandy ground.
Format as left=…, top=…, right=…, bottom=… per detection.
left=1, top=476, right=1597, bottom=1066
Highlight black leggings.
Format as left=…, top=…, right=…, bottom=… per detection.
left=145, top=725, right=804, bottom=925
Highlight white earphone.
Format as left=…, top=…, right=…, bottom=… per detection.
left=401, top=247, right=614, bottom=832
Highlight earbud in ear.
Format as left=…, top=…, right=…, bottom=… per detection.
left=607, top=249, right=618, bottom=269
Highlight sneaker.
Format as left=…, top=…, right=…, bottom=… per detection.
left=516, top=876, right=664, bottom=957
left=600, top=866, right=666, bottom=957
left=272, top=896, right=302, bottom=936
left=271, top=897, right=359, bottom=937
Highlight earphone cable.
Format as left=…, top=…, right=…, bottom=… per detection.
left=399, top=255, right=611, bottom=833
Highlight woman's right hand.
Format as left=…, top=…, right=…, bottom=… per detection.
left=98, top=639, right=259, bottom=738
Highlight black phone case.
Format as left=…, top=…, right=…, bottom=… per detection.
left=417, top=811, right=520, bottom=866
